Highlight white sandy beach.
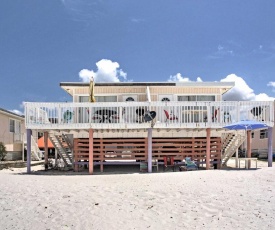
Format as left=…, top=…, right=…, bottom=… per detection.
left=0, top=159, right=275, bottom=230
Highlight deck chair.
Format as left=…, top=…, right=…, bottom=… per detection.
left=164, top=110, right=178, bottom=122
left=163, top=156, right=175, bottom=172
left=180, top=157, right=198, bottom=171
left=184, top=157, right=198, bottom=171
left=152, top=158, right=159, bottom=172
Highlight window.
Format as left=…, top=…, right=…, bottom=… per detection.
left=178, top=95, right=215, bottom=101
left=161, top=97, right=170, bottom=102
left=95, top=96, right=117, bottom=102
left=79, top=96, right=117, bottom=102
left=126, top=97, right=135, bottom=101
left=9, top=119, right=15, bottom=133
left=260, top=129, right=268, bottom=139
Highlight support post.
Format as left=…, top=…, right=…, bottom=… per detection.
left=235, top=149, right=239, bottom=168
left=247, top=130, right=252, bottom=169
left=89, top=129, right=94, bottom=174
left=206, top=128, right=211, bottom=170
left=268, top=127, right=273, bottom=167
left=44, top=132, right=49, bottom=170
left=148, top=128, right=152, bottom=173
left=22, top=133, right=25, bottom=161
left=27, top=129, right=32, bottom=174
left=73, top=139, right=79, bottom=172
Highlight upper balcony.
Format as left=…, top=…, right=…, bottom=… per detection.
left=24, top=101, right=274, bottom=130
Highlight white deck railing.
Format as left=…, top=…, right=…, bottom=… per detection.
left=24, top=101, right=274, bottom=130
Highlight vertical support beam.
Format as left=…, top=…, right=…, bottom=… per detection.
left=235, top=149, right=239, bottom=168
left=89, top=129, right=94, bottom=174
left=44, top=132, right=49, bottom=170
left=22, top=133, right=25, bottom=161
left=100, top=138, right=103, bottom=172
left=26, top=129, right=32, bottom=174
left=206, top=128, right=211, bottom=170
left=268, top=127, right=273, bottom=167
left=73, top=139, right=79, bottom=172
left=148, top=128, right=152, bottom=173
left=247, top=130, right=252, bottom=168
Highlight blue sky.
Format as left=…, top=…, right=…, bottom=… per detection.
left=1, top=0, right=275, bottom=114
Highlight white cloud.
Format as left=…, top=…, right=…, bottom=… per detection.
left=11, top=110, right=23, bottom=116
left=222, top=74, right=275, bottom=101
left=131, top=18, right=145, bottom=23
left=267, top=81, right=275, bottom=92
left=79, top=59, right=128, bottom=83
left=168, top=72, right=274, bottom=101
left=221, top=74, right=255, bottom=101
left=268, top=81, right=275, bottom=87
left=167, top=73, right=203, bottom=82
left=255, top=93, right=274, bottom=101
left=196, top=77, right=203, bottom=82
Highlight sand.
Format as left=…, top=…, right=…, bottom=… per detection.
left=0, top=159, right=275, bottom=230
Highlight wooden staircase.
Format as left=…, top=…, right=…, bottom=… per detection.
left=30, top=135, right=42, bottom=161
left=48, top=133, right=73, bottom=168
left=221, top=131, right=246, bottom=166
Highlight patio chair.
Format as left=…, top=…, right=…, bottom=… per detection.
left=91, top=112, right=102, bottom=122
left=152, top=158, right=159, bottom=172
left=164, top=110, right=178, bottom=122
left=180, top=157, right=198, bottom=171
left=163, top=156, right=175, bottom=172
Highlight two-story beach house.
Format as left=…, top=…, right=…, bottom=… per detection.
left=0, top=108, right=25, bottom=161
left=24, top=81, right=274, bottom=174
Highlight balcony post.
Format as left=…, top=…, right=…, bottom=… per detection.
left=89, top=129, right=94, bottom=174
left=206, top=128, right=210, bottom=170
left=268, top=127, right=273, bottom=167
left=147, top=128, right=152, bottom=173
left=44, top=132, right=48, bottom=170
left=235, top=149, right=239, bottom=168
left=27, top=129, right=32, bottom=174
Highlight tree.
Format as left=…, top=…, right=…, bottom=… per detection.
left=0, top=142, right=7, bottom=161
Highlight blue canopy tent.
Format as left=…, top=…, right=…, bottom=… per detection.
left=223, top=120, right=269, bottom=131
left=224, top=120, right=271, bottom=168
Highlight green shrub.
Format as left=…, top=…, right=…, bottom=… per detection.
left=0, top=142, right=7, bottom=161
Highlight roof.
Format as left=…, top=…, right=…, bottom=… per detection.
left=60, top=81, right=234, bottom=87
left=0, top=107, right=24, bottom=119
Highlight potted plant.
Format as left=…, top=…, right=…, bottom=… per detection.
left=0, top=142, right=7, bottom=161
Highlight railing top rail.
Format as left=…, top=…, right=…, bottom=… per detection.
left=24, top=101, right=274, bottom=107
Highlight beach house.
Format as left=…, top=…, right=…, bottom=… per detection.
left=24, top=81, right=274, bottom=174
left=250, top=111, right=275, bottom=159
left=0, top=108, right=25, bottom=161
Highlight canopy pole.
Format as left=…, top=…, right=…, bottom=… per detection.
left=247, top=130, right=252, bottom=169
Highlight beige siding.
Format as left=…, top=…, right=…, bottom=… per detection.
left=74, top=85, right=222, bottom=96
left=251, top=101, right=275, bottom=151
left=0, top=112, right=25, bottom=152
left=74, top=86, right=147, bottom=95
left=149, top=86, right=221, bottom=95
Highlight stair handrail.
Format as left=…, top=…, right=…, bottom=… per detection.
left=31, top=135, right=42, bottom=160
left=56, top=135, right=73, bottom=164
left=222, top=132, right=246, bottom=165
